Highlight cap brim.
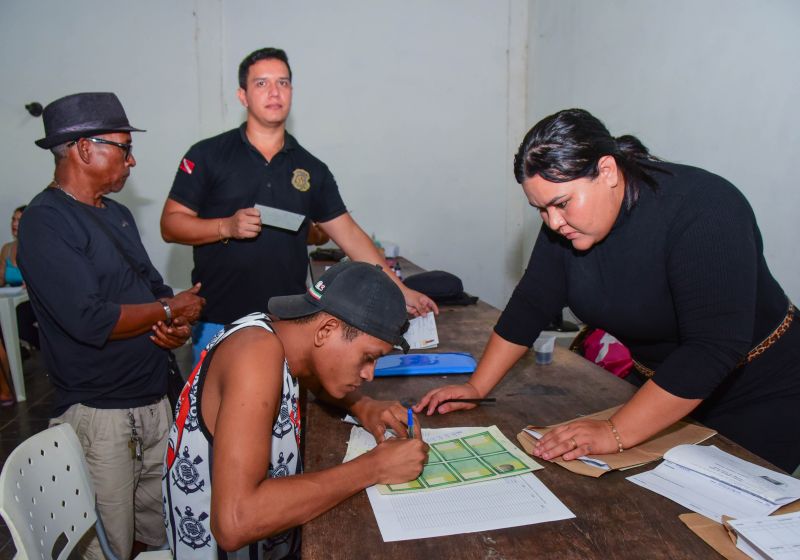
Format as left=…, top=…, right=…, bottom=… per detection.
left=267, top=292, right=322, bottom=319
left=35, top=126, right=146, bottom=149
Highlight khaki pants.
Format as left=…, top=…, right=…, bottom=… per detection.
left=50, top=398, right=171, bottom=559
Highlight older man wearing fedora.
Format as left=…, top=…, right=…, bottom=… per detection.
left=18, top=92, right=205, bottom=559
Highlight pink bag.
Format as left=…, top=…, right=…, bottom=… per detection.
left=580, top=329, right=633, bottom=378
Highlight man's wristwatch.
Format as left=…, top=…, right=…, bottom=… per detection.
left=158, top=299, right=173, bottom=326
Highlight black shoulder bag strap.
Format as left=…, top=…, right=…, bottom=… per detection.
left=74, top=202, right=155, bottom=290
left=72, top=199, right=185, bottom=408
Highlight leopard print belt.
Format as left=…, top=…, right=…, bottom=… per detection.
left=633, top=301, right=795, bottom=378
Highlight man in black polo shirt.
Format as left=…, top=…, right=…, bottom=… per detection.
left=162, top=47, right=437, bottom=363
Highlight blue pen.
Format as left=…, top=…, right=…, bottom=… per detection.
left=407, top=407, right=414, bottom=439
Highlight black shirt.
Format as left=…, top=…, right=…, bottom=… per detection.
left=18, top=188, right=173, bottom=415
left=495, top=162, right=800, bottom=471
left=168, top=125, right=347, bottom=323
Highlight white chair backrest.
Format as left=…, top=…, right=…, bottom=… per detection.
left=0, top=424, right=97, bottom=560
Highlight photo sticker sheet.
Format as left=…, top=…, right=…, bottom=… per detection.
left=449, top=458, right=494, bottom=481
left=427, top=446, right=443, bottom=464
left=481, top=451, right=529, bottom=474
left=432, top=440, right=473, bottom=461
left=419, top=464, right=459, bottom=487
left=382, top=425, right=542, bottom=494
left=463, top=432, right=506, bottom=455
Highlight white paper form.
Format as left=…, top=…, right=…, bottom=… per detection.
left=728, top=511, right=800, bottom=560
left=735, top=536, right=769, bottom=560
left=344, top=425, right=469, bottom=460
left=344, top=426, right=572, bottom=541
left=662, top=445, right=800, bottom=505
left=628, top=461, right=780, bottom=522
left=367, top=473, right=575, bottom=542
left=627, top=445, right=800, bottom=522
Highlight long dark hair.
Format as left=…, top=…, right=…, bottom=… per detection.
left=513, top=109, right=664, bottom=210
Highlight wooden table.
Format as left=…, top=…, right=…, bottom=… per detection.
left=301, top=260, right=769, bottom=559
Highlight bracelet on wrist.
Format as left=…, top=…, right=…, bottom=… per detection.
left=158, top=299, right=173, bottom=326
left=607, top=419, right=624, bottom=453
left=218, top=219, right=229, bottom=245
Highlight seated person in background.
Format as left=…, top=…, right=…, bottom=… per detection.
left=0, top=205, right=39, bottom=351
left=163, top=261, right=428, bottom=559
left=0, top=206, right=26, bottom=287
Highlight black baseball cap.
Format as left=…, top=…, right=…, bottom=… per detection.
left=268, top=261, right=410, bottom=352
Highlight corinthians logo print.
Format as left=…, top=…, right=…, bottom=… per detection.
left=175, top=506, right=211, bottom=550
left=270, top=451, right=295, bottom=478
left=172, top=446, right=206, bottom=494
left=291, top=168, right=311, bottom=192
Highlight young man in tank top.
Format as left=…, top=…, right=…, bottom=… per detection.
left=163, top=261, right=428, bottom=558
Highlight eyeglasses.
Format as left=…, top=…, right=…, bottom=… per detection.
left=69, top=137, right=133, bottom=161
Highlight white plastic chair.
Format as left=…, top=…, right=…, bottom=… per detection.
left=0, top=424, right=121, bottom=559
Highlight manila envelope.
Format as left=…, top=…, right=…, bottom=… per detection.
left=516, top=405, right=716, bottom=477
left=679, top=500, right=800, bottom=560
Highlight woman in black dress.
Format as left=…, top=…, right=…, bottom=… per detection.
left=417, top=109, right=799, bottom=473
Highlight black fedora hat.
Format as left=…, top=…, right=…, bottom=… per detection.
left=35, top=92, right=145, bottom=149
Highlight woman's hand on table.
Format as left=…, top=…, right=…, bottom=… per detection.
left=531, top=419, right=619, bottom=461
left=413, top=382, right=482, bottom=416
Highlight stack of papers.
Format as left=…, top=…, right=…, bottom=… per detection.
left=727, top=511, right=800, bottom=560
left=679, top=497, right=800, bottom=559
left=627, top=444, right=800, bottom=523
left=344, top=426, right=574, bottom=541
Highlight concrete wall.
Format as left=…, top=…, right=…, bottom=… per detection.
left=0, top=0, right=526, bottom=308
left=0, top=0, right=205, bottom=285
left=2, top=0, right=797, bottom=309
left=527, top=0, right=800, bottom=303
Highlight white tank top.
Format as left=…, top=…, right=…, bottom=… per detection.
left=163, top=313, right=301, bottom=559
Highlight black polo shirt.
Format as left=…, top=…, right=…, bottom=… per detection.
left=169, top=125, right=347, bottom=323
